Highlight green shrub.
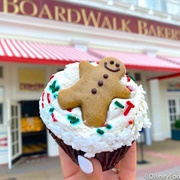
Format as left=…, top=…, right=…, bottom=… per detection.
left=174, top=119, right=180, bottom=129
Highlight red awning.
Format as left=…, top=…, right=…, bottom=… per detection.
left=89, top=48, right=180, bottom=72
left=158, top=56, right=180, bottom=66
left=0, top=39, right=99, bottom=65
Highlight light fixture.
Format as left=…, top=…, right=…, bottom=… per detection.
left=129, top=4, right=135, bottom=10
left=148, top=9, right=154, bottom=15
left=107, top=0, right=113, bottom=5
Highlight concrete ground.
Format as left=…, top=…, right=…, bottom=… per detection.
left=137, top=139, right=180, bottom=179
left=0, top=139, right=180, bottom=180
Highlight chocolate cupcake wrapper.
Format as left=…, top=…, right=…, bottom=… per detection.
left=48, top=129, right=132, bottom=171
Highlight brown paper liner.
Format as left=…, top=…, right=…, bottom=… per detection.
left=48, top=129, right=132, bottom=171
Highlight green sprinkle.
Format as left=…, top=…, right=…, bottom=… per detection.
left=49, top=107, right=54, bottom=113
left=68, top=115, right=76, bottom=120
left=106, top=124, right=112, bottom=129
left=54, top=94, right=58, bottom=99
left=97, top=129, right=104, bottom=135
left=54, top=87, right=60, bottom=93
left=49, top=80, right=60, bottom=93
left=70, top=118, right=79, bottom=124
left=67, top=115, right=80, bottom=125
left=129, top=74, right=136, bottom=81
left=115, top=101, right=124, bottom=108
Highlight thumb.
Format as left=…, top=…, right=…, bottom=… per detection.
left=78, top=155, right=103, bottom=180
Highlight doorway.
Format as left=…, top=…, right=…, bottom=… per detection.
left=20, top=100, right=47, bottom=157
left=0, top=87, right=3, bottom=124
left=8, top=101, right=22, bottom=169
left=168, top=94, right=180, bottom=140
left=167, top=96, right=180, bottom=128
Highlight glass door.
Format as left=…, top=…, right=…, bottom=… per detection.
left=8, top=101, right=22, bottom=169
left=167, top=96, right=180, bottom=126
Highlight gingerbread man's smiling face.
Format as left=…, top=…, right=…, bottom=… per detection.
left=99, top=57, right=125, bottom=78
left=104, top=60, right=120, bottom=72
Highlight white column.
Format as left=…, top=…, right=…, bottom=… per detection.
left=149, top=79, right=165, bottom=141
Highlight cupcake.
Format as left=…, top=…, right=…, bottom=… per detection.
left=39, top=57, right=151, bottom=171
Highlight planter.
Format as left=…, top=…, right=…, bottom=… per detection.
left=171, top=128, right=180, bottom=140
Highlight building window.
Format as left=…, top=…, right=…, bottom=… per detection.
left=168, top=99, right=177, bottom=124
left=137, top=0, right=180, bottom=15
left=0, top=87, right=3, bottom=124
left=115, top=0, right=180, bottom=16
left=134, top=72, right=141, bottom=81
left=166, top=0, right=180, bottom=15
left=137, top=0, right=162, bottom=11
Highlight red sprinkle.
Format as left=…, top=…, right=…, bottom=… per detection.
left=67, top=109, right=72, bottom=112
left=129, top=120, right=133, bottom=124
left=127, top=101, right=135, bottom=108
left=124, top=106, right=131, bottom=116
left=103, top=122, right=108, bottom=127
left=50, top=74, right=55, bottom=80
left=123, top=101, right=135, bottom=116
left=42, top=92, right=45, bottom=101
left=47, top=93, right=51, bottom=104
left=52, top=113, right=58, bottom=122
left=42, top=103, right=44, bottom=108
left=126, top=75, right=131, bottom=82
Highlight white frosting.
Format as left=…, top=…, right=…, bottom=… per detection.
left=39, top=62, right=151, bottom=158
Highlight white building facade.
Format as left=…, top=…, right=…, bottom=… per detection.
left=0, top=0, right=180, bottom=167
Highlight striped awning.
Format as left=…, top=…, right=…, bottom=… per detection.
left=0, top=39, right=99, bottom=64
left=89, top=48, right=180, bottom=72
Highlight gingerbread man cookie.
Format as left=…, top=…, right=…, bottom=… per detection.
left=58, top=57, right=131, bottom=127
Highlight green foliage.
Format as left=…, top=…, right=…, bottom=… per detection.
left=173, top=119, right=180, bottom=129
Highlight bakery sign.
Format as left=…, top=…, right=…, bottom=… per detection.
left=18, top=68, right=45, bottom=91
left=0, top=0, right=180, bottom=41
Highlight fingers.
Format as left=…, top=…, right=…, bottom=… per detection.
left=103, top=169, right=120, bottom=180
left=59, top=147, right=103, bottom=180
left=118, top=142, right=137, bottom=180
left=78, top=156, right=103, bottom=180
left=59, top=147, right=79, bottom=179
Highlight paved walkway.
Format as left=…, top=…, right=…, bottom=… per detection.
left=0, top=139, right=180, bottom=180
left=0, top=156, right=63, bottom=180
left=136, top=139, right=180, bottom=179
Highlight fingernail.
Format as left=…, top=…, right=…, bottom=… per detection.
left=78, top=155, right=93, bottom=174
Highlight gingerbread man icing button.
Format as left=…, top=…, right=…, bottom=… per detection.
left=58, top=57, right=131, bottom=127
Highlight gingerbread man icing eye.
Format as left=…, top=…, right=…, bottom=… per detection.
left=116, top=63, right=120, bottom=67
left=110, top=60, right=114, bottom=64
